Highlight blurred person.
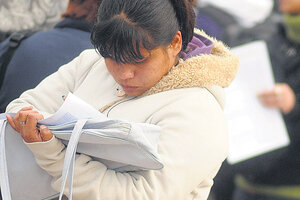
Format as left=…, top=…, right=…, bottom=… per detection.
left=197, top=0, right=274, bottom=28
left=230, top=0, right=300, bottom=199
left=194, top=4, right=238, bottom=45
left=5, top=0, right=239, bottom=199
left=194, top=0, right=275, bottom=47
left=0, top=0, right=101, bottom=113
left=209, top=1, right=300, bottom=200
left=0, top=0, right=68, bottom=42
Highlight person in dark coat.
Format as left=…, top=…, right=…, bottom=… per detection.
left=210, top=0, right=300, bottom=199
left=0, top=0, right=102, bottom=113
left=232, top=0, right=300, bottom=199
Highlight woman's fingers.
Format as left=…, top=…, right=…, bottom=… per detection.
left=258, top=84, right=296, bottom=114
left=16, top=106, right=35, bottom=121
left=258, top=90, right=280, bottom=108
left=7, top=114, right=17, bottom=131
left=7, top=107, right=52, bottom=143
left=40, top=125, right=53, bottom=142
left=18, top=110, right=39, bottom=123
left=14, top=110, right=38, bottom=132
left=260, top=96, right=278, bottom=107
left=7, top=110, right=38, bottom=132
left=20, top=113, right=45, bottom=143
left=6, top=106, right=34, bottom=132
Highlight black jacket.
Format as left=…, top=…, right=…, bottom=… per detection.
left=0, top=18, right=93, bottom=113
left=243, top=24, right=300, bottom=185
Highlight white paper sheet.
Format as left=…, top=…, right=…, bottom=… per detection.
left=225, top=41, right=290, bottom=164
left=39, top=92, right=107, bottom=125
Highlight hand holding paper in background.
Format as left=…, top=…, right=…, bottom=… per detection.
left=225, top=41, right=290, bottom=164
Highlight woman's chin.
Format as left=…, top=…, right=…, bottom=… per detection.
left=123, top=88, right=144, bottom=97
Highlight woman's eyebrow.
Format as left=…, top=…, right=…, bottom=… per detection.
left=133, top=51, right=152, bottom=64
left=135, top=56, right=148, bottom=64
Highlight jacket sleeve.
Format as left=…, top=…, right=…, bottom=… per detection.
left=284, top=58, right=300, bottom=120
left=285, top=91, right=300, bottom=120
left=5, top=50, right=100, bottom=116
left=26, top=89, right=228, bottom=200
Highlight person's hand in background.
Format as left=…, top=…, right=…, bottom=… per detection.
left=280, top=0, right=300, bottom=13
left=258, top=83, right=296, bottom=114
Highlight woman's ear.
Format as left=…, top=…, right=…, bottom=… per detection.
left=169, top=31, right=182, bottom=57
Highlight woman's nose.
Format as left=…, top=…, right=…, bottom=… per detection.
left=118, top=64, right=135, bottom=80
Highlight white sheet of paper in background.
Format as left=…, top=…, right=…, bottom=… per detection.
left=225, top=41, right=290, bottom=164
left=39, top=92, right=107, bottom=126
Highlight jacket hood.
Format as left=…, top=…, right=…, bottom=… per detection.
left=180, top=33, right=214, bottom=60
left=143, top=29, right=239, bottom=97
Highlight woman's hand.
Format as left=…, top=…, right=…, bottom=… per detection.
left=7, top=106, right=53, bottom=143
left=258, top=83, right=296, bottom=114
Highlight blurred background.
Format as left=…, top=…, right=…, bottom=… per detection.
left=1, top=1, right=300, bottom=200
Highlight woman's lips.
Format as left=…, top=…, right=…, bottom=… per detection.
left=121, top=84, right=138, bottom=90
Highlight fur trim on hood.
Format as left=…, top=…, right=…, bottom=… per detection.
left=143, top=29, right=239, bottom=96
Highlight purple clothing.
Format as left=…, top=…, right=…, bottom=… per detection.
left=196, top=14, right=223, bottom=40
left=180, top=33, right=214, bottom=60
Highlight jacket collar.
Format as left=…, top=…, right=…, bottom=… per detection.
left=180, top=33, right=214, bottom=60
left=143, top=29, right=239, bottom=96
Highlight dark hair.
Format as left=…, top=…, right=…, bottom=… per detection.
left=62, top=0, right=103, bottom=23
left=91, top=0, right=195, bottom=64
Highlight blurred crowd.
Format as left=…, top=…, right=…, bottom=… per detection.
left=1, top=0, right=300, bottom=200
left=0, top=0, right=68, bottom=41
left=195, top=0, right=300, bottom=200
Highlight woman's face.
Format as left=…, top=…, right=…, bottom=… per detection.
left=105, top=47, right=175, bottom=97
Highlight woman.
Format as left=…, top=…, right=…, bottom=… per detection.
left=6, top=0, right=238, bottom=199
